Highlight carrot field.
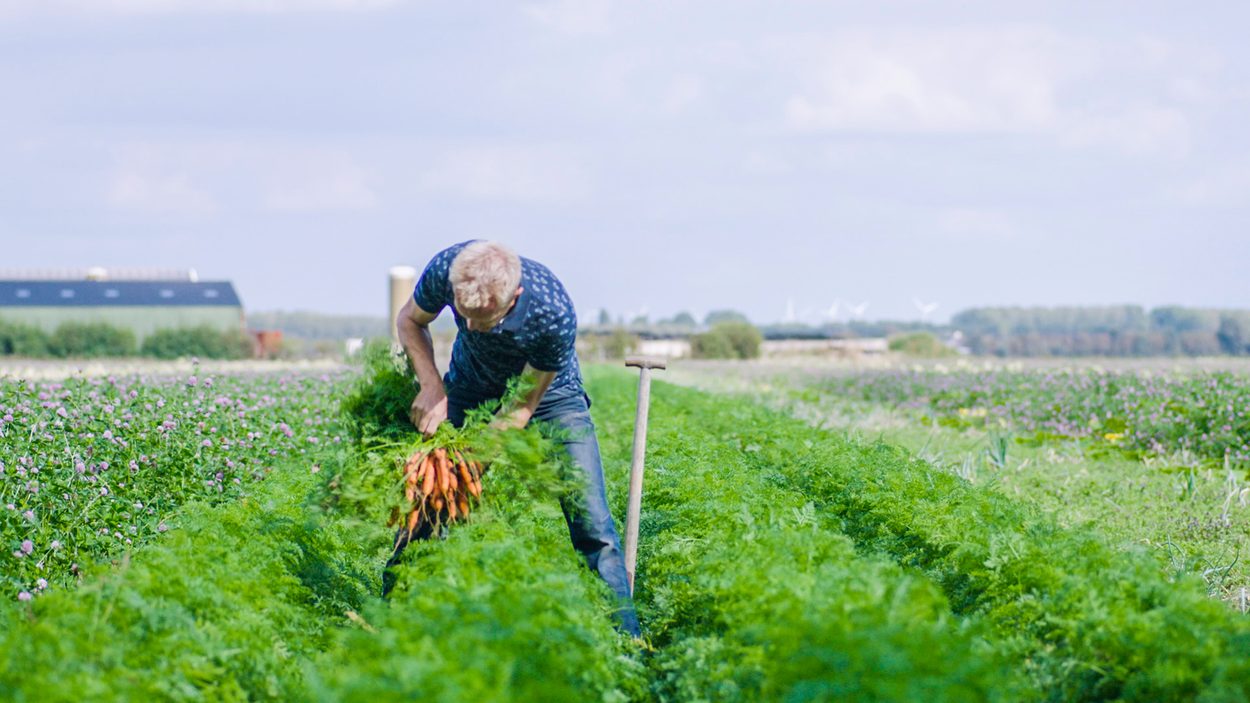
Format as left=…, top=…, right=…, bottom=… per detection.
left=3, top=354, right=1249, bottom=702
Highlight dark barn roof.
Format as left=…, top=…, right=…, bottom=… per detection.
left=0, top=281, right=242, bottom=307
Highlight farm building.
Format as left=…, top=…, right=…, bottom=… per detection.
left=0, top=269, right=244, bottom=342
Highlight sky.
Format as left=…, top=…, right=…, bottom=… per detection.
left=2, top=0, right=1248, bottom=325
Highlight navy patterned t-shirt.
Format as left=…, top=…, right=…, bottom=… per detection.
left=412, top=241, right=582, bottom=403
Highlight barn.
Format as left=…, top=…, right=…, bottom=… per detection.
left=0, top=269, right=244, bottom=343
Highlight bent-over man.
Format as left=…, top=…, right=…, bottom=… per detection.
left=383, top=240, right=640, bottom=637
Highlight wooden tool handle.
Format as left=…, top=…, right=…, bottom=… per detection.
left=625, top=356, right=667, bottom=370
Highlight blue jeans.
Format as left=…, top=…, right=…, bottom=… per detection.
left=384, top=385, right=641, bottom=637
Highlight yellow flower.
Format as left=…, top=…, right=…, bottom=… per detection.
left=1104, top=433, right=1124, bottom=443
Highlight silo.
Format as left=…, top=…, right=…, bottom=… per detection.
left=388, top=266, right=418, bottom=341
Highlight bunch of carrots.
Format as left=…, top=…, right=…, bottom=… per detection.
left=391, top=446, right=486, bottom=538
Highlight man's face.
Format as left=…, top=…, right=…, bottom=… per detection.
left=455, top=287, right=522, bottom=332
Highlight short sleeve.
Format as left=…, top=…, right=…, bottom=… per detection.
left=411, top=244, right=464, bottom=314
left=527, top=307, right=578, bottom=372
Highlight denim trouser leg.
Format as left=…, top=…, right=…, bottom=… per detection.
left=531, top=391, right=641, bottom=637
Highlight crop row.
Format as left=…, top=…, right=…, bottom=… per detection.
left=631, top=374, right=1250, bottom=701
left=0, top=368, right=348, bottom=602
left=0, top=356, right=644, bottom=701
left=585, top=373, right=1022, bottom=701
left=817, top=367, right=1250, bottom=468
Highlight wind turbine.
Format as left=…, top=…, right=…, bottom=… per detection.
left=825, top=300, right=840, bottom=320
left=913, top=298, right=940, bottom=321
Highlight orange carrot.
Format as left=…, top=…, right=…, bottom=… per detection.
left=421, top=456, right=436, bottom=497
left=436, top=449, right=451, bottom=493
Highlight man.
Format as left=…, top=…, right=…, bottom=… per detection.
left=384, top=240, right=640, bottom=637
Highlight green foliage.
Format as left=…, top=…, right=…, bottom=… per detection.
left=311, top=356, right=645, bottom=701
left=604, top=328, right=639, bottom=359
left=47, top=322, right=136, bottom=358
left=825, top=368, right=1250, bottom=470
left=340, top=340, right=418, bottom=443
left=690, top=321, right=761, bottom=359
left=888, top=331, right=955, bottom=357
left=703, top=309, right=750, bottom=326
left=309, top=491, right=645, bottom=702
left=0, top=360, right=641, bottom=701
left=0, top=370, right=348, bottom=601
left=951, top=305, right=1250, bottom=356
left=586, top=372, right=1024, bottom=701
left=0, top=465, right=379, bottom=702
left=0, top=319, right=50, bottom=356
left=606, top=376, right=1250, bottom=701
left=1217, top=316, right=1248, bottom=355
left=140, top=326, right=252, bottom=359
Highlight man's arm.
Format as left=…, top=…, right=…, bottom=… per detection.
left=494, top=365, right=557, bottom=430
left=397, top=297, right=448, bottom=436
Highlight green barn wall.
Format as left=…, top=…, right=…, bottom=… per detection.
left=0, top=306, right=244, bottom=342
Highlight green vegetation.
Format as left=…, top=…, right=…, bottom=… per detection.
left=0, top=320, right=50, bottom=356
left=823, top=367, right=1250, bottom=470
left=140, top=326, right=253, bottom=359
left=0, top=319, right=254, bottom=359
left=588, top=372, right=1022, bottom=701
left=4, top=353, right=1249, bottom=701
left=0, top=369, right=348, bottom=600
left=954, top=305, right=1250, bottom=356
left=623, top=375, right=1250, bottom=701
left=888, top=331, right=955, bottom=357
left=691, top=321, right=762, bottom=359
left=46, top=322, right=137, bottom=358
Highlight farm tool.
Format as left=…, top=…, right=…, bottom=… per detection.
left=389, top=446, right=485, bottom=546
left=624, top=356, right=666, bottom=595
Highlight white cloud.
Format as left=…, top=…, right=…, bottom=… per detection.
left=108, top=167, right=217, bottom=215
left=937, top=208, right=1016, bottom=242
left=105, top=141, right=383, bottom=214
left=524, top=0, right=612, bottom=35
left=783, top=28, right=1062, bottom=134
left=418, top=145, right=590, bottom=203
left=1061, top=105, right=1191, bottom=157
left=780, top=27, right=1207, bottom=157
left=0, top=0, right=400, bottom=18
left=1171, top=164, right=1250, bottom=206
left=259, top=151, right=381, bottom=212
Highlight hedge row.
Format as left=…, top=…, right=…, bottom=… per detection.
left=0, top=320, right=251, bottom=359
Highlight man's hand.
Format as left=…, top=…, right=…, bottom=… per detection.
left=410, top=386, right=449, bottom=436
left=490, top=407, right=533, bottom=431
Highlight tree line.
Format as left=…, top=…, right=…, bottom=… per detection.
left=952, top=306, right=1250, bottom=356
left=0, top=320, right=253, bottom=359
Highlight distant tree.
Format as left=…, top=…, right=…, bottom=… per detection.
left=0, top=320, right=50, bottom=357
left=1217, top=316, right=1248, bottom=356
left=888, top=332, right=954, bottom=358
left=142, top=327, right=252, bottom=360
left=596, top=309, right=612, bottom=326
left=48, top=323, right=136, bottom=358
left=704, top=309, right=750, bottom=326
left=665, top=311, right=697, bottom=327
left=691, top=322, right=762, bottom=359
left=603, top=329, right=638, bottom=359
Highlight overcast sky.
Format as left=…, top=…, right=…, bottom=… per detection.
left=2, top=0, right=1247, bottom=324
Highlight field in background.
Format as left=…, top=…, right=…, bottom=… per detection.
left=664, top=356, right=1250, bottom=609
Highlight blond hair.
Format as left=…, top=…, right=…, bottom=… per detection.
left=449, top=241, right=522, bottom=309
